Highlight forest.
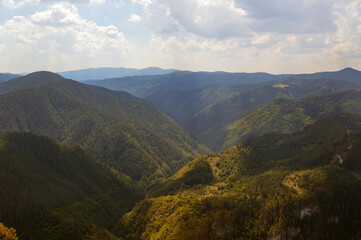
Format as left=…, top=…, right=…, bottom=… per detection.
left=0, top=69, right=360, bottom=239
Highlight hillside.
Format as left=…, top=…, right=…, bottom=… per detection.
left=0, top=132, right=144, bottom=240
left=58, top=67, right=177, bottom=81
left=0, top=72, right=209, bottom=184
left=144, top=83, right=268, bottom=124
left=182, top=79, right=360, bottom=150
left=117, top=114, right=361, bottom=240
left=220, top=89, right=361, bottom=150
left=148, top=78, right=360, bottom=128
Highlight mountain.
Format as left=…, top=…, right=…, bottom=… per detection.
left=85, top=68, right=361, bottom=98
left=183, top=79, right=361, bottom=150
left=0, top=73, right=21, bottom=82
left=146, top=78, right=361, bottom=127
left=0, top=132, right=144, bottom=240
left=58, top=67, right=178, bottom=81
left=0, top=72, right=209, bottom=184
left=290, top=67, right=361, bottom=84
left=220, top=89, right=361, bottom=150
left=144, top=83, right=267, bottom=124
left=117, top=114, right=361, bottom=240
left=84, top=71, right=287, bottom=98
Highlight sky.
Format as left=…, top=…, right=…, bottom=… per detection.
left=0, top=0, right=360, bottom=74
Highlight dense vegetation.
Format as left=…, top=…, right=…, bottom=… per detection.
left=0, top=72, right=208, bottom=183
left=118, top=114, right=361, bottom=239
left=1, top=69, right=361, bottom=240
left=0, top=132, right=144, bottom=240
left=144, top=83, right=266, bottom=124
left=220, top=89, right=361, bottom=150
left=183, top=79, right=360, bottom=150
left=146, top=78, right=360, bottom=128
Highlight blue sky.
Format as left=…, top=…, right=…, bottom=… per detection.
left=0, top=0, right=361, bottom=74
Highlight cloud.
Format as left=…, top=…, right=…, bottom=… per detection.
left=0, top=3, right=131, bottom=71
left=30, top=3, right=81, bottom=26
left=138, top=0, right=343, bottom=39
left=1, top=0, right=361, bottom=73
left=235, top=0, right=337, bottom=34
left=150, top=34, right=245, bottom=55
left=129, top=14, right=141, bottom=22
left=330, top=0, right=361, bottom=58
left=1, top=0, right=105, bottom=8
left=132, top=0, right=153, bottom=7
left=158, top=0, right=251, bottom=39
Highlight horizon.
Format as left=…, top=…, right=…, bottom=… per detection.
left=1, top=0, right=361, bottom=74
left=3, top=66, right=360, bottom=76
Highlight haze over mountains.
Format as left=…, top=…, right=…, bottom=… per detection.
left=0, top=67, right=361, bottom=239
left=84, top=67, right=361, bottom=98
left=58, top=67, right=178, bottom=81
left=0, top=73, right=21, bottom=82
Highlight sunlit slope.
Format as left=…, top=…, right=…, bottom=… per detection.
left=185, top=81, right=361, bottom=151
left=146, top=78, right=360, bottom=127
left=118, top=114, right=361, bottom=240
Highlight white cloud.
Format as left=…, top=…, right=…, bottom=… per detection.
left=132, top=0, right=153, bottom=7
left=30, top=3, right=81, bottom=26
left=1, top=0, right=361, bottom=73
left=135, top=0, right=339, bottom=39
left=160, top=0, right=250, bottom=39
left=235, top=0, right=336, bottom=34
left=0, top=3, right=131, bottom=71
left=129, top=14, right=141, bottom=22
left=0, top=0, right=105, bottom=8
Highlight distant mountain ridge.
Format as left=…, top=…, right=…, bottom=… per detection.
left=0, top=73, right=21, bottom=82
left=58, top=67, right=178, bottom=81
left=85, top=67, right=361, bottom=98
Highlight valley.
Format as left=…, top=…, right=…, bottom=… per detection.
left=0, top=68, right=360, bottom=239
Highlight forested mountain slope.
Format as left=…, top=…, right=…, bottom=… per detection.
left=180, top=79, right=360, bottom=150
left=144, top=83, right=268, bottom=124
left=0, top=72, right=208, bottom=183
left=147, top=78, right=360, bottom=127
left=117, top=114, right=361, bottom=240
left=0, top=132, right=143, bottom=240
left=220, top=89, right=361, bottom=150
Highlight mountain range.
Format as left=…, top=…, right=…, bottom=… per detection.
left=58, top=67, right=178, bottom=81
left=84, top=67, right=361, bottom=98
left=1, top=67, right=361, bottom=239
